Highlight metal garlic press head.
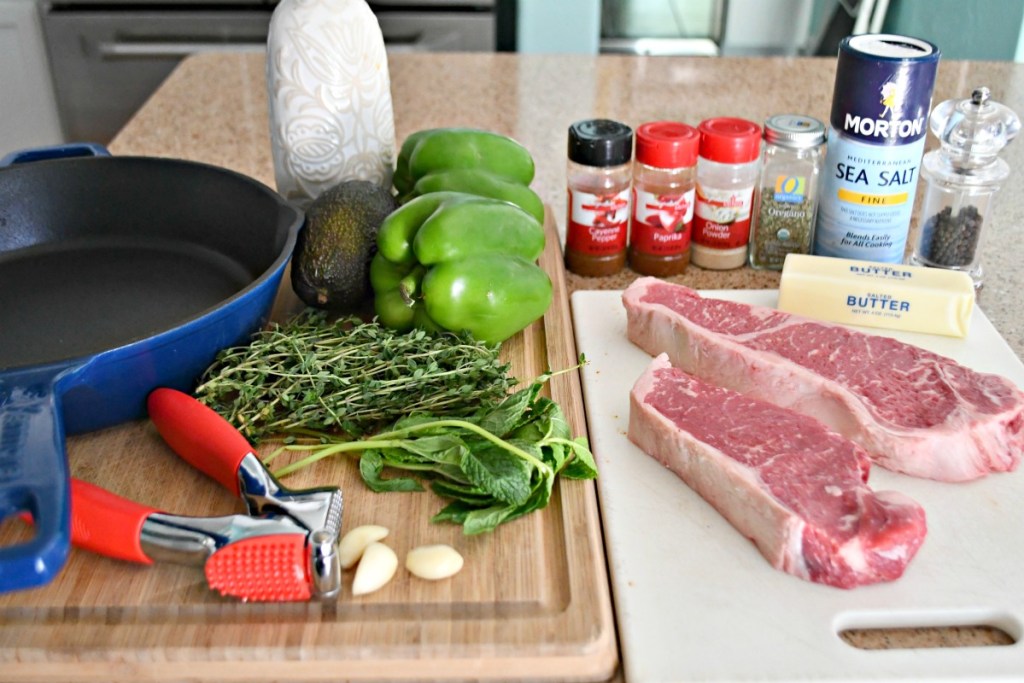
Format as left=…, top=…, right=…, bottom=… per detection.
left=64, top=388, right=344, bottom=602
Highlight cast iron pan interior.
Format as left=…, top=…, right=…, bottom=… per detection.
left=0, top=156, right=289, bottom=369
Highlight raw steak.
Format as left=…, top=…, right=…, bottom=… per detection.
left=623, top=277, right=1024, bottom=482
left=629, top=353, right=927, bottom=589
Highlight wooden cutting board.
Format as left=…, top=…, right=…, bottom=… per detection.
left=0, top=214, right=618, bottom=682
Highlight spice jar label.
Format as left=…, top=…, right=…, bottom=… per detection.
left=751, top=174, right=816, bottom=268
left=566, top=187, right=630, bottom=255
left=771, top=175, right=808, bottom=203
left=630, top=187, right=694, bottom=254
left=693, top=184, right=754, bottom=249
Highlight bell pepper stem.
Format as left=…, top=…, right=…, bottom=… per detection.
left=398, top=266, right=426, bottom=306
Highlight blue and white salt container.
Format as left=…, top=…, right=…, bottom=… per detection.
left=813, top=34, right=940, bottom=263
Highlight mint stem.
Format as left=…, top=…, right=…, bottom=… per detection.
left=266, top=419, right=552, bottom=479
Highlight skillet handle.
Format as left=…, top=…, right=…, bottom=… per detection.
left=0, top=367, right=72, bottom=592
left=0, top=143, right=111, bottom=167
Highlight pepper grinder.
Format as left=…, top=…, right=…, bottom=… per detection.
left=910, top=87, right=1020, bottom=289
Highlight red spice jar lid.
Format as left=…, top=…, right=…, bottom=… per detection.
left=697, top=117, right=762, bottom=164
left=635, top=121, right=700, bottom=169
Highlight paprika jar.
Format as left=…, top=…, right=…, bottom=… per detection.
left=628, top=121, right=699, bottom=277
left=691, top=117, right=762, bottom=270
left=565, top=119, right=634, bottom=277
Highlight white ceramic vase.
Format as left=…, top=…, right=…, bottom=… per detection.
left=266, top=0, right=396, bottom=207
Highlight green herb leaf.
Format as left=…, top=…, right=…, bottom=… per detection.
left=461, top=504, right=520, bottom=535
left=475, top=384, right=536, bottom=437
left=562, top=437, right=599, bottom=480
left=430, top=479, right=493, bottom=503
left=359, top=450, right=424, bottom=492
left=460, top=444, right=534, bottom=505
left=431, top=499, right=476, bottom=525
left=389, top=434, right=468, bottom=464
left=261, top=357, right=597, bottom=534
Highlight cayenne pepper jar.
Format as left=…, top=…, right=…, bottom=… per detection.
left=691, top=117, right=762, bottom=270
left=565, top=119, right=634, bottom=277
left=628, top=121, right=700, bottom=277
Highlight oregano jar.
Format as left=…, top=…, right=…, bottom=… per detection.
left=749, top=114, right=826, bottom=270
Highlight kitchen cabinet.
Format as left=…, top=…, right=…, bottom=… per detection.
left=0, top=0, right=62, bottom=156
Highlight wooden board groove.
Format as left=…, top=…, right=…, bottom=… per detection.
left=0, top=212, right=618, bottom=682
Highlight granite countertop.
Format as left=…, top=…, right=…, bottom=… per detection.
left=110, top=51, right=1021, bottom=655
left=110, top=51, right=1024, bottom=356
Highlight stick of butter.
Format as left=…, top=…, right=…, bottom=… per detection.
left=778, top=254, right=975, bottom=338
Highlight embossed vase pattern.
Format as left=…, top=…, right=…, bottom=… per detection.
left=266, top=0, right=396, bottom=206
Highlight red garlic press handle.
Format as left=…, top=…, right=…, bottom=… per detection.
left=70, top=480, right=156, bottom=564
left=147, top=388, right=253, bottom=497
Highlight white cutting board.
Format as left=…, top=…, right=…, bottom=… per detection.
left=572, top=289, right=1024, bottom=683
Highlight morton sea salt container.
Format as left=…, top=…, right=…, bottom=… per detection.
left=813, top=34, right=940, bottom=263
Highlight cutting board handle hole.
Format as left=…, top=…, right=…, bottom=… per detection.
left=839, top=625, right=1016, bottom=650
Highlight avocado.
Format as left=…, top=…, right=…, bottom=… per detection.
left=291, top=180, right=398, bottom=313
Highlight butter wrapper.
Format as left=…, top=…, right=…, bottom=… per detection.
left=778, top=254, right=975, bottom=338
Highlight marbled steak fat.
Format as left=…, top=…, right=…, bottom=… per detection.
left=622, top=277, right=1024, bottom=482
left=629, top=354, right=926, bottom=588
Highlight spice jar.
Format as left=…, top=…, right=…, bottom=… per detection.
left=628, top=121, right=699, bottom=277
left=565, top=119, right=634, bottom=277
left=910, top=87, right=1020, bottom=289
left=749, top=114, right=826, bottom=270
left=691, top=117, right=762, bottom=270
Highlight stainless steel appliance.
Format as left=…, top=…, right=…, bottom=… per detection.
left=39, top=0, right=499, bottom=144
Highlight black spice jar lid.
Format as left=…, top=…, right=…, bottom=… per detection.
left=568, top=119, right=634, bottom=167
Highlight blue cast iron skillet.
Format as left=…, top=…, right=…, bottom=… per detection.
left=0, top=144, right=302, bottom=592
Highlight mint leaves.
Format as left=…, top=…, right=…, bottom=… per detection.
left=265, top=365, right=597, bottom=534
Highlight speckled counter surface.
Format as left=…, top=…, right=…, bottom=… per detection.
left=111, top=51, right=1024, bottom=357
left=111, top=51, right=1023, bottom=655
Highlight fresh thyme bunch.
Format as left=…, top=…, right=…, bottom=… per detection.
left=194, top=310, right=515, bottom=442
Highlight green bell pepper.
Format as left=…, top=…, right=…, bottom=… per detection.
left=407, top=128, right=535, bottom=186
left=408, top=169, right=545, bottom=224
left=394, top=127, right=534, bottom=194
left=369, top=252, right=421, bottom=330
left=371, top=252, right=551, bottom=344
left=422, top=254, right=552, bottom=345
left=371, top=191, right=551, bottom=344
left=378, top=191, right=545, bottom=267
left=393, top=128, right=438, bottom=196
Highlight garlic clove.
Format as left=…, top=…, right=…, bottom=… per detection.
left=405, top=544, right=464, bottom=581
left=339, top=525, right=390, bottom=570
left=351, top=542, right=398, bottom=596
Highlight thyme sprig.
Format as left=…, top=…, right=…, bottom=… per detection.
left=194, top=310, right=515, bottom=442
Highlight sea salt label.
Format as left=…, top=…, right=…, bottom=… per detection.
left=813, top=34, right=939, bottom=263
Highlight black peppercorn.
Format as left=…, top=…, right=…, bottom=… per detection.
left=917, top=204, right=984, bottom=268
